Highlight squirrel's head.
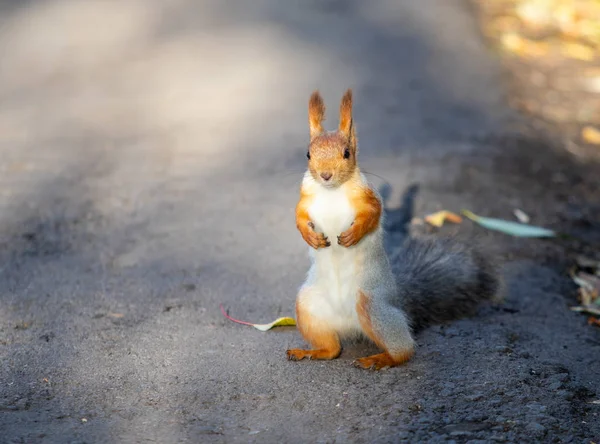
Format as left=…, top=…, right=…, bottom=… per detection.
left=306, top=89, right=357, bottom=188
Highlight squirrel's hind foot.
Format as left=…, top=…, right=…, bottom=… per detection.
left=286, top=348, right=340, bottom=361
left=352, top=350, right=414, bottom=371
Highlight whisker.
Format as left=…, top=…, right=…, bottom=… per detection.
left=361, top=169, right=390, bottom=183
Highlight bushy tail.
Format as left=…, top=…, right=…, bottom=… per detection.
left=391, top=236, right=501, bottom=331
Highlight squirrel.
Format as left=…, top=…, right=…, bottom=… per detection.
left=286, top=89, right=500, bottom=370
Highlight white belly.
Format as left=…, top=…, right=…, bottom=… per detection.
left=303, top=186, right=363, bottom=335
left=309, top=186, right=355, bottom=241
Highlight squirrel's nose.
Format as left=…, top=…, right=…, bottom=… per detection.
left=320, top=172, right=332, bottom=181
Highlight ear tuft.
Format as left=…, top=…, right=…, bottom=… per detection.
left=339, top=88, right=353, bottom=137
left=308, top=91, right=325, bottom=140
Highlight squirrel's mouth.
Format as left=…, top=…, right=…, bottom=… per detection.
left=320, top=181, right=340, bottom=189
left=319, top=177, right=338, bottom=188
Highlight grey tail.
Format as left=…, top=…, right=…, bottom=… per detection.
left=391, top=236, right=500, bottom=332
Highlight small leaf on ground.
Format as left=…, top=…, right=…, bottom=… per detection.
left=424, top=210, right=462, bottom=228
left=571, top=254, right=600, bottom=326
left=572, top=271, right=600, bottom=293
left=578, top=286, right=599, bottom=306
left=220, top=304, right=296, bottom=331
left=582, top=125, right=600, bottom=144
left=571, top=305, right=600, bottom=316
left=575, top=255, right=600, bottom=272
left=461, top=210, right=556, bottom=237
left=587, top=317, right=600, bottom=327
left=513, top=208, right=530, bottom=223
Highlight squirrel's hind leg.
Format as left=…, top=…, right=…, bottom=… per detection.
left=354, top=290, right=415, bottom=370
left=286, top=287, right=342, bottom=362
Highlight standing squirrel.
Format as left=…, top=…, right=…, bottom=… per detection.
left=286, top=89, right=499, bottom=370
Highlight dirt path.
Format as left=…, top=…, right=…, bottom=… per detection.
left=0, top=0, right=598, bottom=442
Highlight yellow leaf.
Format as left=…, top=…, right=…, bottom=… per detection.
left=424, top=210, right=463, bottom=228
left=582, top=126, right=600, bottom=144
left=220, top=304, right=296, bottom=331
left=252, top=317, right=297, bottom=331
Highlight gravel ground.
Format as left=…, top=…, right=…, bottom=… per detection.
left=0, top=0, right=598, bottom=443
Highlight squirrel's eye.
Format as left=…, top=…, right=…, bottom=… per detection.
left=306, top=151, right=311, bottom=160
left=343, top=148, right=351, bottom=159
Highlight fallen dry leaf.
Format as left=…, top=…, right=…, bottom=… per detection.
left=424, top=210, right=462, bottom=228
left=582, top=125, right=600, bottom=144
left=220, top=304, right=296, bottom=331
left=578, top=286, right=598, bottom=306
left=575, top=255, right=600, bottom=271
left=571, top=305, right=600, bottom=316
left=587, top=317, right=600, bottom=327
left=572, top=271, right=600, bottom=293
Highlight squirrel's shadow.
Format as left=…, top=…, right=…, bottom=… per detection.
left=379, top=182, right=419, bottom=254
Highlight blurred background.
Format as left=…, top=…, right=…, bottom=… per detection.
left=472, top=0, right=600, bottom=157
left=0, top=0, right=598, bottom=442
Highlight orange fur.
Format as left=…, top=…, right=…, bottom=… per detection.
left=356, top=291, right=386, bottom=349
left=309, top=91, right=325, bottom=140
left=286, top=297, right=342, bottom=361
left=307, top=132, right=356, bottom=186
left=338, top=178, right=382, bottom=247
left=353, top=352, right=414, bottom=370
left=355, top=291, right=414, bottom=370
left=339, top=89, right=353, bottom=137
left=296, top=187, right=330, bottom=249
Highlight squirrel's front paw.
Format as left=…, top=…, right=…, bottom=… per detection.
left=303, top=222, right=330, bottom=250
left=338, top=225, right=360, bottom=247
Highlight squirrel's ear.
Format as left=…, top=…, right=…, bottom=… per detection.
left=308, top=90, right=325, bottom=141
left=338, top=88, right=353, bottom=138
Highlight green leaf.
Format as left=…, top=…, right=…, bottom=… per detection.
left=571, top=305, right=600, bottom=316
left=461, top=210, right=556, bottom=238
left=220, top=304, right=296, bottom=331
